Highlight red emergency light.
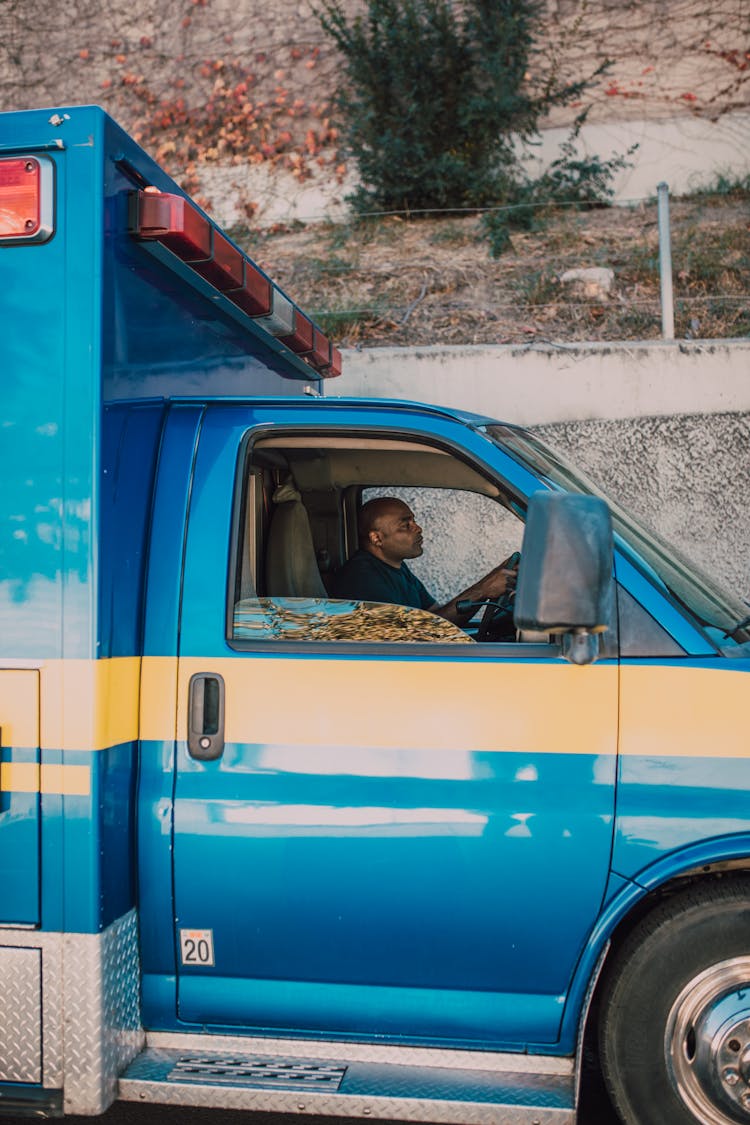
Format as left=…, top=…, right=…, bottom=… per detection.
left=130, top=188, right=340, bottom=377
left=310, top=336, right=342, bottom=377
left=193, top=229, right=243, bottom=290
left=0, top=155, right=54, bottom=244
left=329, top=347, right=342, bottom=378
left=135, top=190, right=212, bottom=262
left=312, top=327, right=331, bottom=369
left=279, top=310, right=314, bottom=356
left=227, top=260, right=272, bottom=318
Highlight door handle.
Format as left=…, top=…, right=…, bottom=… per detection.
left=187, top=674, right=225, bottom=760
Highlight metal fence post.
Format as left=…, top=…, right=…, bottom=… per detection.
left=657, top=181, right=675, bottom=340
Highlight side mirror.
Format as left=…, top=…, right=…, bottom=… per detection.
left=514, top=491, right=614, bottom=665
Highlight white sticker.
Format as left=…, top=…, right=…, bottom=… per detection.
left=179, top=928, right=215, bottom=966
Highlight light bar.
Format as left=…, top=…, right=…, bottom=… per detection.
left=255, top=289, right=295, bottom=337
left=279, top=310, right=314, bottom=355
left=135, top=191, right=211, bottom=262
left=130, top=189, right=340, bottom=377
left=193, top=229, right=243, bottom=291
left=0, top=155, right=55, bottom=244
left=312, top=327, right=331, bottom=368
left=328, top=347, right=342, bottom=377
left=227, top=261, right=272, bottom=317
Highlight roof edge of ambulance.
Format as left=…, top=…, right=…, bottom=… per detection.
left=0, top=103, right=121, bottom=125
left=162, top=394, right=508, bottom=429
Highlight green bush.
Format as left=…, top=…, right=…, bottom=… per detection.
left=481, top=117, right=638, bottom=256
left=315, top=0, right=598, bottom=215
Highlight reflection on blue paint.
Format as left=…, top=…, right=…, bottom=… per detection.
left=173, top=744, right=616, bottom=1046
left=614, top=753, right=750, bottom=877
left=219, top=802, right=489, bottom=833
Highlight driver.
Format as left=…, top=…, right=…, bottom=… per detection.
left=331, top=496, right=518, bottom=625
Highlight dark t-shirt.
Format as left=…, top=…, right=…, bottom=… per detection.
left=331, top=549, right=435, bottom=610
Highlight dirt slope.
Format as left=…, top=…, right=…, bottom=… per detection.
left=240, top=189, right=750, bottom=347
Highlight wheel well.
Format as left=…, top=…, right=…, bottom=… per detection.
left=579, top=866, right=750, bottom=1108
left=605, top=864, right=750, bottom=962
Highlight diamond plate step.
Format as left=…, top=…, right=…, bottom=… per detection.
left=119, top=1043, right=575, bottom=1124
left=169, top=1054, right=347, bottom=1091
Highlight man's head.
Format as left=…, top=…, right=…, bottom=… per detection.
left=358, top=497, right=423, bottom=568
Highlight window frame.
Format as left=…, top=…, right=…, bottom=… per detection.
left=225, top=421, right=566, bottom=660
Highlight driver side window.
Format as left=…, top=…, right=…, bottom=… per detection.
left=230, top=431, right=527, bottom=648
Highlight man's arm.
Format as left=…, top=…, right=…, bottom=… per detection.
left=431, top=558, right=518, bottom=625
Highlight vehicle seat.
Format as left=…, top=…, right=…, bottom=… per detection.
left=265, top=480, right=327, bottom=598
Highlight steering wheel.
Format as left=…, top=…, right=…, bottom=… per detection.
left=475, top=551, right=521, bottom=642
left=476, top=591, right=516, bottom=642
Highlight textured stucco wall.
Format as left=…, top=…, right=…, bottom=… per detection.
left=533, top=412, right=750, bottom=598
left=335, top=342, right=750, bottom=605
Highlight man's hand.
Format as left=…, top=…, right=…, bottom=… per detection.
left=432, top=554, right=520, bottom=625
left=471, top=558, right=518, bottom=602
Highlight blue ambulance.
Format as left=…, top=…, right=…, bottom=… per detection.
left=1, top=105, right=749, bottom=1125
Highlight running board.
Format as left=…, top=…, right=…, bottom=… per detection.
left=119, top=1034, right=575, bottom=1124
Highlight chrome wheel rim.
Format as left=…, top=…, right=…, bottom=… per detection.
left=666, top=956, right=750, bottom=1125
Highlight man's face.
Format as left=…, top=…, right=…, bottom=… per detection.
left=370, top=501, right=424, bottom=566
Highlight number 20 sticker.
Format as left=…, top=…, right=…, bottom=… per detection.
left=180, top=928, right=215, bottom=966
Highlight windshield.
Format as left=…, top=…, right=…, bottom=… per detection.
left=483, top=424, right=749, bottom=643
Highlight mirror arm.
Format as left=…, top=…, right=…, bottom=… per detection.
left=561, top=630, right=601, bottom=666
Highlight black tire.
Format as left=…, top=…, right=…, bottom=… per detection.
left=599, top=876, right=750, bottom=1125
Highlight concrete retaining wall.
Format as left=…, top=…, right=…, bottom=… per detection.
left=331, top=340, right=750, bottom=601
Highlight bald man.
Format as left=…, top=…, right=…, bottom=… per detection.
left=331, top=497, right=518, bottom=626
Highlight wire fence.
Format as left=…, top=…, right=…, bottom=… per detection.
left=286, top=183, right=749, bottom=347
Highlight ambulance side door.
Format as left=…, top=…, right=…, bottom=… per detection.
left=169, top=403, right=618, bottom=1048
